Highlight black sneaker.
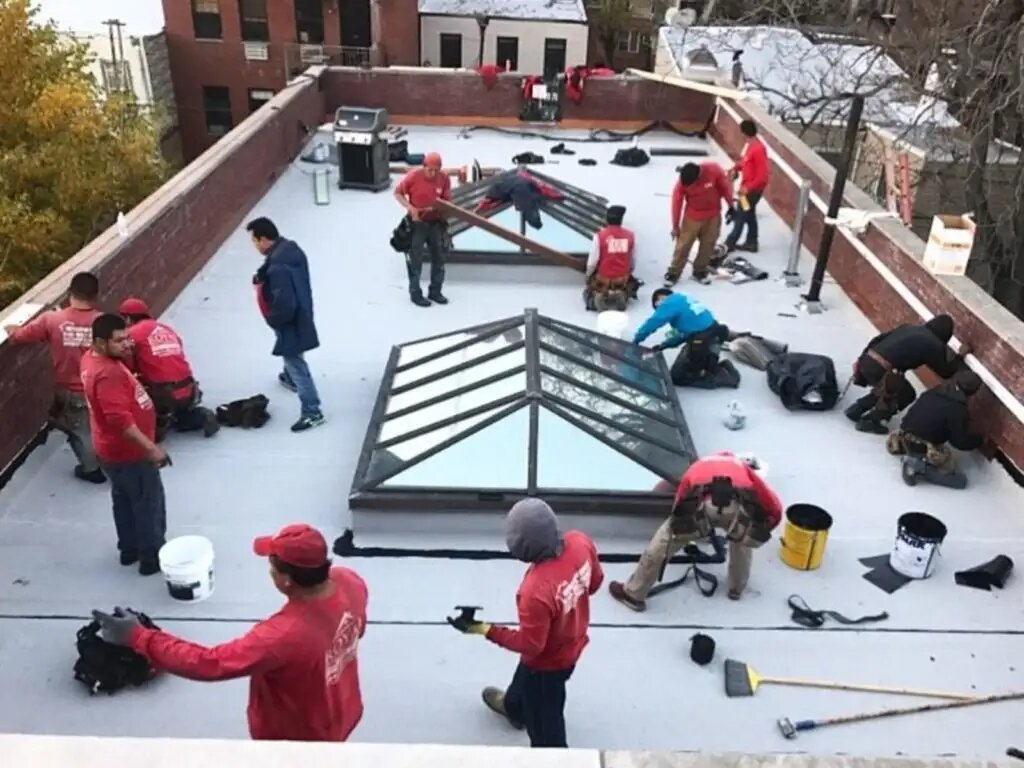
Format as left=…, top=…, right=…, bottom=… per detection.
left=119, top=550, right=139, bottom=566
left=691, top=272, right=713, bottom=285
left=428, top=291, right=449, bottom=305
left=278, top=372, right=297, bottom=392
left=411, top=294, right=431, bottom=307
left=138, top=559, right=160, bottom=576
left=736, top=242, right=759, bottom=253
left=855, top=416, right=889, bottom=435
left=291, top=412, right=326, bottom=432
left=74, top=466, right=106, bottom=484
left=201, top=408, right=221, bottom=437
left=663, top=271, right=679, bottom=286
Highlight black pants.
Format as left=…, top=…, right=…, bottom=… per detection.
left=102, top=461, right=167, bottom=560
left=503, top=662, right=575, bottom=748
left=726, top=190, right=761, bottom=247
left=148, top=382, right=208, bottom=436
left=407, top=220, right=446, bottom=298
left=670, top=324, right=728, bottom=386
left=853, top=354, right=916, bottom=418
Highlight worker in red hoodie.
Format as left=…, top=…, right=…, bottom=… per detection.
left=448, top=498, right=603, bottom=748
left=667, top=162, right=734, bottom=286
left=609, top=451, right=782, bottom=611
left=724, top=120, right=770, bottom=254
left=3, top=272, right=104, bottom=483
left=119, top=298, right=219, bottom=440
left=583, top=204, right=637, bottom=311
left=92, top=523, right=368, bottom=742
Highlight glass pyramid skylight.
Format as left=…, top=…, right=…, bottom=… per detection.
left=350, top=310, right=697, bottom=514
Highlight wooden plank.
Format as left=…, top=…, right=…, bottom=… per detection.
left=625, top=68, right=749, bottom=100
left=434, top=200, right=583, bottom=271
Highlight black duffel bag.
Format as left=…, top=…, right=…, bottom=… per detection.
left=766, top=352, right=839, bottom=411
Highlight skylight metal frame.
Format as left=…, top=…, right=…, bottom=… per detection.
left=349, top=309, right=697, bottom=514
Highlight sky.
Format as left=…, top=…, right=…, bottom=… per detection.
left=31, top=0, right=165, bottom=35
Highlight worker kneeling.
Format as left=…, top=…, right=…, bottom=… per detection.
left=583, top=205, right=640, bottom=312
left=120, top=298, right=218, bottom=440
left=887, top=370, right=985, bottom=490
left=609, top=452, right=782, bottom=610
left=634, top=288, right=739, bottom=389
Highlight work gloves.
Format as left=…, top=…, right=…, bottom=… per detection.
left=724, top=207, right=737, bottom=225
left=92, top=607, right=142, bottom=646
left=447, top=613, right=492, bottom=636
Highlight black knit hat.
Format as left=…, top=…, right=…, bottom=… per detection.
left=690, top=633, right=715, bottom=665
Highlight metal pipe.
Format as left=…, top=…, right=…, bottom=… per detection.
left=784, top=180, right=811, bottom=285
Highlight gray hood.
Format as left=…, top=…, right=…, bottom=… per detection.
left=505, top=498, right=563, bottom=563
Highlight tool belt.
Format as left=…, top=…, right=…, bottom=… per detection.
left=146, top=377, right=197, bottom=413
left=866, top=349, right=894, bottom=373
left=669, top=478, right=772, bottom=547
left=588, top=273, right=630, bottom=293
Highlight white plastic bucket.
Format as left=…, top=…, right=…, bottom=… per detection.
left=889, top=512, right=947, bottom=579
left=159, top=536, right=215, bottom=602
left=596, top=310, right=629, bottom=339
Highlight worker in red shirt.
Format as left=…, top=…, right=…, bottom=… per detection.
left=583, top=204, right=637, bottom=311
left=667, top=161, right=734, bottom=285
left=393, top=152, right=452, bottom=307
left=81, top=314, right=168, bottom=574
left=119, top=298, right=218, bottom=440
left=609, top=451, right=782, bottom=610
left=724, top=120, right=770, bottom=254
left=448, top=499, right=603, bottom=748
left=92, top=524, right=368, bottom=742
left=3, top=272, right=104, bottom=483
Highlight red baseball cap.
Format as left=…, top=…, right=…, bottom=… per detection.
left=119, top=297, right=149, bottom=316
left=424, top=152, right=443, bottom=168
left=253, top=524, right=328, bottom=568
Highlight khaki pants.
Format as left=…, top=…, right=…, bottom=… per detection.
left=624, top=500, right=755, bottom=599
left=50, top=390, right=100, bottom=473
left=886, top=430, right=956, bottom=474
left=668, top=216, right=721, bottom=280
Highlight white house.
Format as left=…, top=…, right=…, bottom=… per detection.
left=418, top=0, right=589, bottom=74
left=63, top=30, right=159, bottom=108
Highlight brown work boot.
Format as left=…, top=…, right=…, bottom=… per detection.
left=609, top=581, right=646, bottom=612
left=481, top=687, right=524, bottom=730
left=728, top=587, right=742, bottom=601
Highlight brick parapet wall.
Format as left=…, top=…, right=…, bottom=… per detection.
left=712, top=99, right=1024, bottom=468
left=0, top=74, right=325, bottom=477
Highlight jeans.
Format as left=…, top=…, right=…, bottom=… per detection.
left=282, top=354, right=322, bottom=416
left=503, top=662, right=575, bottom=748
left=407, top=220, right=446, bottom=297
left=726, top=190, right=761, bottom=247
left=50, top=390, right=100, bottom=473
left=103, top=461, right=167, bottom=559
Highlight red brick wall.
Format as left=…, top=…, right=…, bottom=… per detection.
left=713, top=100, right=1024, bottom=468
left=0, top=79, right=324, bottom=477
left=321, top=68, right=715, bottom=127
left=377, top=0, right=420, bottom=66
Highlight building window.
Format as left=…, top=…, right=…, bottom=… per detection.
left=495, top=36, right=519, bottom=71
left=617, top=30, right=643, bottom=54
left=439, top=33, right=462, bottom=68
left=294, top=0, right=325, bottom=44
left=239, top=0, right=269, bottom=42
left=543, top=38, right=567, bottom=78
left=191, top=0, right=222, bottom=40
left=203, top=85, right=232, bottom=137
left=100, top=60, right=133, bottom=95
left=248, top=88, right=274, bottom=113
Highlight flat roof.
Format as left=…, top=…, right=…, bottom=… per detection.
left=418, top=0, right=588, bottom=23
left=0, top=126, right=1022, bottom=756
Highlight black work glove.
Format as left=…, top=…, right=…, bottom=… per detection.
left=446, top=613, right=491, bottom=636
left=92, top=607, right=142, bottom=646
left=725, top=207, right=737, bottom=225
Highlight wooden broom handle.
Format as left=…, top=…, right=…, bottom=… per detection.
left=766, top=676, right=976, bottom=700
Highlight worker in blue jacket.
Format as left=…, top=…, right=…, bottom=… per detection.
left=634, top=288, right=738, bottom=388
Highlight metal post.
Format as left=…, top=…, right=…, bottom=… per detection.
left=802, top=94, right=865, bottom=309
left=784, top=180, right=811, bottom=286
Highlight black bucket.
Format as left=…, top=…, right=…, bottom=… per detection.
left=890, top=512, right=948, bottom=579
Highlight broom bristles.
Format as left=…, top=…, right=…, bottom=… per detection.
left=724, top=658, right=754, bottom=697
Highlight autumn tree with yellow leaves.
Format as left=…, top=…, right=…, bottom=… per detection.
left=0, top=0, right=167, bottom=309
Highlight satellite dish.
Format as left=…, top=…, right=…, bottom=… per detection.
left=664, top=6, right=697, bottom=27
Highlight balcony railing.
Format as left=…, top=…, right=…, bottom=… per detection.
left=284, top=43, right=376, bottom=77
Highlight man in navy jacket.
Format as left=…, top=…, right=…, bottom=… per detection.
left=248, top=217, right=325, bottom=432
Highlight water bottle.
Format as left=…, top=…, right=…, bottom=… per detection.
left=724, top=400, right=746, bottom=431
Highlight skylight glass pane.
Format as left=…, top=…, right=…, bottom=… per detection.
left=538, top=326, right=666, bottom=394
left=381, top=372, right=525, bottom=441
left=378, top=406, right=529, bottom=489
left=393, top=341, right=526, bottom=390
left=536, top=407, right=664, bottom=491
left=543, top=319, right=661, bottom=374
left=539, top=349, right=673, bottom=416
left=451, top=207, right=592, bottom=253
left=396, top=322, right=525, bottom=368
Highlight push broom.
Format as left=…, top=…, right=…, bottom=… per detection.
left=724, top=659, right=976, bottom=700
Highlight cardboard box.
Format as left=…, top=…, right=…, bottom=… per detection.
left=923, top=214, right=975, bottom=276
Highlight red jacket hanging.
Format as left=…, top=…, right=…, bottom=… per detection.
left=521, top=75, right=543, bottom=102
left=477, top=63, right=499, bottom=90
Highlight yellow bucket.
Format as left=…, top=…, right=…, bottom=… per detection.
left=779, top=504, right=833, bottom=571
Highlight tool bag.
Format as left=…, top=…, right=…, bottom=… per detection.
left=766, top=352, right=840, bottom=411
left=389, top=216, right=413, bottom=253
left=74, top=609, right=160, bottom=695
left=610, top=148, right=650, bottom=167
left=216, top=394, right=270, bottom=428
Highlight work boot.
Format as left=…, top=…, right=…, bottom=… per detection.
left=428, top=290, right=449, bottom=305
left=291, top=411, right=326, bottom=433
left=736, top=242, right=759, bottom=253
left=691, top=272, right=713, bottom=286
left=901, top=456, right=926, bottom=486
left=728, top=588, right=742, bottom=601
left=481, top=687, right=524, bottom=730
left=200, top=408, right=220, bottom=438
left=278, top=371, right=297, bottom=392
left=663, top=270, right=679, bottom=286
left=410, top=294, right=431, bottom=308
left=855, top=414, right=889, bottom=435
left=119, top=550, right=139, bottom=567
left=138, top=558, right=161, bottom=577
left=74, top=466, right=106, bottom=484
left=844, top=394, right=875, bottom=422
left=608, top=581, right=646, bottom=612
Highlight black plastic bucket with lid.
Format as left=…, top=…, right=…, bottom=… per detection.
left=890, top=512, right=948, bottom=579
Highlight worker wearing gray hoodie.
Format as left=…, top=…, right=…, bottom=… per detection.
left=447, top=498, right=603, bottom=748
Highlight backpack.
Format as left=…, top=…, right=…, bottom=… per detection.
left=216, top=394, right=270, bottom=428
left=74, top=609, right=160, bottom=695
left=766, top=352, right=839, bottom=411
left=611, top=148, right=650, bottom=167
left=390, top=216, right=413, bottom=253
